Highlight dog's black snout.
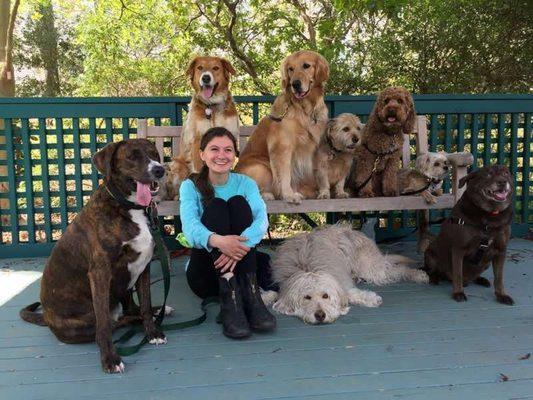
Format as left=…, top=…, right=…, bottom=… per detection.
left=443, top=165, right=449, bottom=171
left=152, top=165, right=165, bottom=179
left=201, top=74, right=211, bottom=84
left=314, top=310, right=326, bottom=323
left=352, top=137, right=359, bottom=144
left=292, top=80, right=302, bottom=91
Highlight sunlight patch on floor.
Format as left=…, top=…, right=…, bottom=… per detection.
left=0, top=270, right=42, bottom=306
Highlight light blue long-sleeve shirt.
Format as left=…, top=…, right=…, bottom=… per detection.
left=179, top=172, right=269, bottom=251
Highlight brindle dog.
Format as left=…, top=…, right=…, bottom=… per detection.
left=20, top=139, right=167, bottom=373
left=424, top=165, right=514, bottom=304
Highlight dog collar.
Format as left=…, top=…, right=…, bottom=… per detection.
left=104, top=180, right=149, bottom=210
left=325, top=133, right=342, bottom=158
left=363, top=142, right=399, bottom=157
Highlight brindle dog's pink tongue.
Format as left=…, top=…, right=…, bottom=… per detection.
left=136, top=181, right=152, bottom=206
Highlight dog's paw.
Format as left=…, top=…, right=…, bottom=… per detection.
left=411, top=269, right=430, bottom=284
left=334, top=190, right=349, bottom=199
left=452, top=292, right=468, bottom=302
left=148, top=330, right=167, bottom=345
left=317, top=190, right=330, bottom=199
left=102, top=354, right=125, bottom=374
left=154, top=305, right=174, bottom=317
left=362, top=291, right=383, bottom=307
left=496, top=293, right=514, bottom=305
left=262, top=192, right=275, bottom=201
left=284, top=192, right=304, bottom=204
left=260, top=289, right=278, bottom=306
left=349, top=289, right=382, bottom=307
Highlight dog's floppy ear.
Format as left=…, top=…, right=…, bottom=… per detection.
left=92, top=141, right=122, bottom=177
left=314, top=53, right=329, bottom=84
left=326, top=118, right=336, bottom=134
left=415, top=153, right=430, bottom=171
left=459, top=169, right=479, bottom=188
left=186, top=57, right=199, bottom=84
left=402, top=90, right=416, bottom=134
left=272, top=294, right=296, bottom=316
left=280, top=55, right=291, bottom=91
left=220, top=58, right=236, bottom=80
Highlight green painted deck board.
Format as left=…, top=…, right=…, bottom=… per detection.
left=1, top=239, right=533, bottom=399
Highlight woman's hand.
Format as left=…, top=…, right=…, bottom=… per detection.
left=209, top=234, right=250, bottom=260
left=214, top=254, right=238, bottom=273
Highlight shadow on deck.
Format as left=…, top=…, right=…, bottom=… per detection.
left=1, top=239, right=533, bottom=400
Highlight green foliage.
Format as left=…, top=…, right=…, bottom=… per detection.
left=12, top=0, right=533, bottom=96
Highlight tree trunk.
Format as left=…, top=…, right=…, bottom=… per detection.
left=0, top=0, right=20, bottom=225
left=35, top=0, right=61, bottom=96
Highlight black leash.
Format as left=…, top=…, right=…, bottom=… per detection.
left=353, top=143, right=399, bottom=195
left=103, top=188, right=211, bottom=356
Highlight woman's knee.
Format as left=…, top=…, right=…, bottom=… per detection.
left=201, top=198, right=231, bottom=233
left=228, top=195, right=253, bottom=232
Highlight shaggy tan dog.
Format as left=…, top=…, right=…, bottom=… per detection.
left=263, top=224, right=428, bottom=324
left=398, top=151, right=451, bottom=204
left=235, top=50, right=329, bottom=203
left=351, top=86, right=416, bottom=197
left=315, top=113, right=363, bottom=199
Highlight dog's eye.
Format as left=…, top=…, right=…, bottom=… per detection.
left=384, top=98, right=390, bottom=104
left=213, top=66, right=220, bottom=71
left=288, top=67, right=294, bottom=72
left=304, top=295, right=311, bottom=300
left=197, top=66, right=203, bottom=71
left=398, top=98, right=403, bottom=104
left=322, top=293, right=329, bottom=299
left=303, top=63, right=310, bottom=69
left=435, top=162, right=440, bottom=166
left=342, top=127, right=350, bottom=132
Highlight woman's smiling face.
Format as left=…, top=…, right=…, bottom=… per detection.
left=200, top=135, right=236, bottom=175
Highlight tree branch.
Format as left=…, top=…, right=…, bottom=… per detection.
left=287, top=0, right=317, bottom=50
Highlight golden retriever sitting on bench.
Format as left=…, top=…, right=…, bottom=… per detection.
left=236, top=50, right=329, bottom=204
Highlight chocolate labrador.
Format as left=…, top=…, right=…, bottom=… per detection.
left=423, top=165, right=514, bottom=304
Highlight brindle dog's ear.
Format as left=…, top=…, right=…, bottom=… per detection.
left=92, top=141, right=122, bottom=177
left=220, top=58, right=236, bottom=80
left=186, top=57, right=199, bottom=84
left=459, top=169, right=479, bottom=188
left=402, top=90, right=416, bottom=134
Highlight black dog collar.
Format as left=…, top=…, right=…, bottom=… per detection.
left=104, top=180, right=146, bottom=210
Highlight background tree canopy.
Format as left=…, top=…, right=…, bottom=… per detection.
left=11, top=0, right=533, bottom=97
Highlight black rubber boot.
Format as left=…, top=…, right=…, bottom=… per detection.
left=238, top=272, right=276, bottom=332
left=218, top=275, right=251, bottom=339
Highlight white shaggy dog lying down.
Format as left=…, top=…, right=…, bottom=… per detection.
left=263, top=224, right=428, bottom=324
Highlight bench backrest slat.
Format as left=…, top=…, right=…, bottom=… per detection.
left=137, top=115, right=429, bottom=166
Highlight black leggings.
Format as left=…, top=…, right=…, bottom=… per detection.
left=186, top=195, right=258, bottom=299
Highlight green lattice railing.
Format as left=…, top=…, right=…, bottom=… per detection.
left=0, top=95, right=531, bottom=258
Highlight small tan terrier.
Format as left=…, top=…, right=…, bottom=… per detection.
left=314, top=113, right=364, bottom=199
left=398, top=151, right=450, bottom=204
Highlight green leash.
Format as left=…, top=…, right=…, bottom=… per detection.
left=114, top=203, right=216, bottom=356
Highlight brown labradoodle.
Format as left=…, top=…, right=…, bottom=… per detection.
left=351, top=86, right=416, bottom=197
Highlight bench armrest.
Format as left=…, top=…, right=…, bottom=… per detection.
left=447, top=151, right=473, bottom=167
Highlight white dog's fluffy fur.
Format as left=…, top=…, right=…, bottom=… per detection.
left=263, top=224, right=428, bottom=324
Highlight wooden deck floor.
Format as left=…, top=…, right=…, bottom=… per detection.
left=1, top=239, right=533, bottom=399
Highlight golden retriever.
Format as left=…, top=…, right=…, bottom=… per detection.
left=235, top=50, right=329, bottom=204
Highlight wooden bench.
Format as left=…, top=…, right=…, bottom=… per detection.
left=137, top=116, right=473, bottom=217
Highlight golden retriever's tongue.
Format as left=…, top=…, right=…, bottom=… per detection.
left=136, top=181, right=152, bottom=206
left=202, top=86, right=213, bottom=98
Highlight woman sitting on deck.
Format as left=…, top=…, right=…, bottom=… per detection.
left=179, top=127, right=276, bottom=339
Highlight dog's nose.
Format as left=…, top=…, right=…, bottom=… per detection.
left=201, top=74, right=211, bottom=84
left=291, top=80, right=302, bottom=91
left=352, top=137, right=359, bottom=144
left=152, top=165, right=165, bottom=179
left=444, top=165, right=449, bottom=171
left=314, top=310, right=325, bottom=323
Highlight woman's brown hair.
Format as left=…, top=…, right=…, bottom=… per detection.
left=189, top=127, right=239, bottom=206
